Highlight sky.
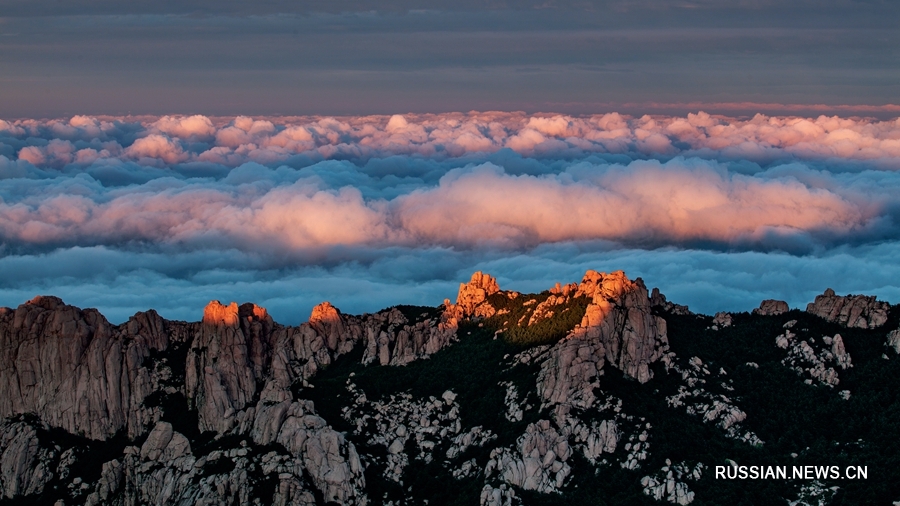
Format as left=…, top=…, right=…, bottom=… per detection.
left=1, top=1, right=899, bottom=117
left=0, top=1, right=898, bottom=324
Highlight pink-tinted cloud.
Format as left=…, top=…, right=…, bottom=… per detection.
left=0, top=157, right=882, bottom=254
left=152, top=115, right=217, bottom=140
left=125, top=134, right=187, bottom=164
left=7, top=112, right=900, bottom=172
left=2, top=111, right=900, bottom=258
left=393, top=162, right=863, bottom=248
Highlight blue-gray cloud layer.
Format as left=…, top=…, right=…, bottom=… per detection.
left=1, top=112, right=899, bottom=323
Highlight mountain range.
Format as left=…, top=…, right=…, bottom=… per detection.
left=0, top=270, right=898, bottom=505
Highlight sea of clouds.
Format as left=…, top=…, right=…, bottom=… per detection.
left=2, top=111, right=899, bottom=323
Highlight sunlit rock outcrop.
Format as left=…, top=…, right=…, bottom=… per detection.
left=449, top=271, right=502, bottom=319
left=186, top=301, right=275, bottom=433
left=537, top=271, right=671, bottom=417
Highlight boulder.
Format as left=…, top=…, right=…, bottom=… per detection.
left=711, top=312, right=733, bottom=329
left=753, top=300, right=789, bottom=316
left=887, top=329, right=900, bottom=354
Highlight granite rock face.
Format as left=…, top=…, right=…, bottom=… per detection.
left=0, top=421, right=55, bottom=499
left=484, top=420, right=572, bottom=493
left=359, top=306, right=459, bottom=367
left=887, top=328, right=900, bottom=354
left=79, top=413, right=366, bottom=506
left=186, top=301, right=275, bottom=433
left=0, top=296, right=181, bottom=440
left=806, top=289, right=890, bottom=329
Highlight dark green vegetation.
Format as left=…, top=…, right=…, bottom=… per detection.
left=659, top=308, right=900, bottom=505
left=483, top=292, right=592, bottom=347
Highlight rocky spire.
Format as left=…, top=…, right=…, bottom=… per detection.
left=538, top=271, right=671, bottom=417
left=455, top=271, right=501, bottom=316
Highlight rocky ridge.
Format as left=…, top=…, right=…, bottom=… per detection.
left=806, top=288, right=890, bottom=329
left=0, top=287, right=465, bottom=505
left=0, top=272, right=897, bottom=505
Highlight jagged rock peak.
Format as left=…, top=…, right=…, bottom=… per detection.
left=753, top=299, right=790, bottom=316
left=310, top=301, right=341, bottom=324
left=650, top=287, right=691, bottom=315
left=549, top=282, right=578, bottom=297
left=806, top=289, right=890, bottom=329
left=574, top=270, right=632, bottom=300
left=25, top=295, right=66, bottom=311
left=454, top=271, right=501, bottom=317
left=203, top=300, right=272, bottom=327
left=239, top=302, right=270, bottom=322
left=469, top=271, right=501, bottom=294
left=649, top=288, right=666, bottom=307
left=309, top=301, right=347, bottom=351
left=537, top=270, right=671, bottom=418
left=202, top=300, right=240, bottom=326
left=457, top=271, right=500, bottom=306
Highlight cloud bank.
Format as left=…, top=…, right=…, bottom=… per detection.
left=1, top=112, right=899, bottom=323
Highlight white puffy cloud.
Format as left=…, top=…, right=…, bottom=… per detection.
left=125, top=134, right=187, bottom=164
left=152, top=115, right=217, bottom=140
